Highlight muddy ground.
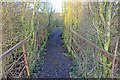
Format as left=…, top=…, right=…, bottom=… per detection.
left=36, top=28, right=73, bottom=78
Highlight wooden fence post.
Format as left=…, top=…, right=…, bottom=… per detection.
left=41, top=29, right=45, bottom=44
left=45, top=28, right=47, bottom=39
left=22, top=43, right=30, bottom=77
left=37, top=32, right=40, bottom=50
left=34, top=32, right=37, bottom=49
left=69, top=30, right=72, bottom=53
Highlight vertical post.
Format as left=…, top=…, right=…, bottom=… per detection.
left=37, top=32, right=40, bottom=50
left=41, top=29, right=45, bottom=44
left=34, top=32, right=37, bottom=49
left=77, top=38, right=80, bottom=53
left=69, top=30, right=71, bottom=53
left=45, top=27, right=47, bottom=39
left=22, top=43, right=30, bottom=77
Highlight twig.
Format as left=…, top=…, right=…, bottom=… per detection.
left=112, top=37, right=119, bottom=78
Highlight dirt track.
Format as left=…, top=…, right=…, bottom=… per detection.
left=38, top=28, right=73, bottom=78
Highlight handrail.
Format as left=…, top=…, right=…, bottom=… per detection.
left=35, top=23, right=50, bottom=34
left=0, top=23, right=49, bottom=79
left=0, top=23, right=49, bottom=60
left=65, top=26, right=120, bottom=63
left=0, top=35, right=32, bottom=61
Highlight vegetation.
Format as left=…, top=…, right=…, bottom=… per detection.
left=62, top=1, right=119, bottom=78
left=1, top=1, right=53, bottom=78
left=1, top=1, right=119, bottom=79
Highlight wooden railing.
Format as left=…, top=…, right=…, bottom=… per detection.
left=65, top=26, right=120, bottom=63
left=63, top=26, right=120, bottom=78
left=0, top=23, right=50, bottom=79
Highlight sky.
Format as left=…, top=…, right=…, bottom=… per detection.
left=49, top=0, right=62, bottom=13
left=29, top=0, right=63, bottom=13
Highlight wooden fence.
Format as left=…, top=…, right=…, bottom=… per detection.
left=63, top=26, right=120, bottom=78
left=0, top=23, right=50, bottom=79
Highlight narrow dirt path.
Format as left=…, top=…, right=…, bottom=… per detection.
left=38, top=28, right=73, bottom=78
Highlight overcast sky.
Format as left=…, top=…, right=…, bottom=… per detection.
left=30, top=0, right=62, bottom=13
left=50, top=0, right=62, bottom=13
